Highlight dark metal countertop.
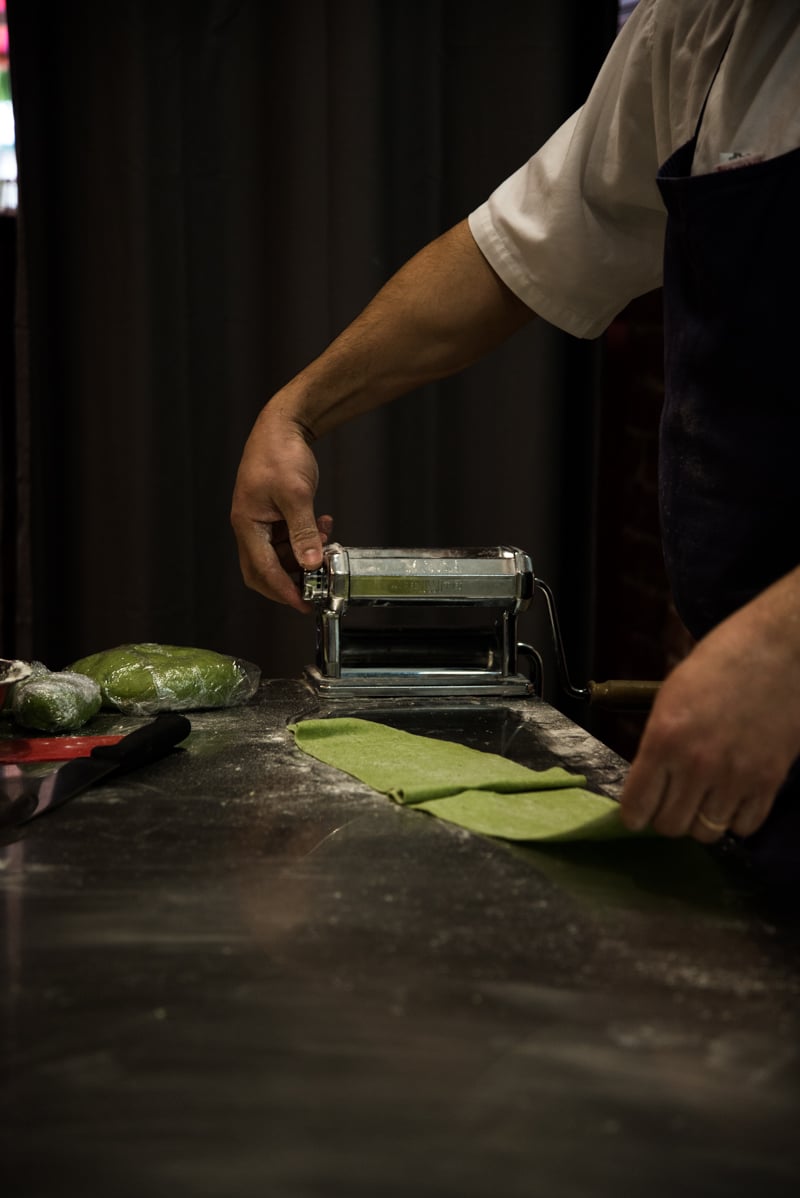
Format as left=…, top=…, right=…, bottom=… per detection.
left=2, top=679, right=798, bottom=1197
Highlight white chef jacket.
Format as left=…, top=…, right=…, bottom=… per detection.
left=468, top=0, right=800, bottom=339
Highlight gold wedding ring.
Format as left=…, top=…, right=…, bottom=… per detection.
left=696, top=810, right=728, bottom=833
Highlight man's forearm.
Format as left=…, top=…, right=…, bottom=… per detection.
left=269, top=219, right=535, bottom=440
left=231, top=219, right=535, bottom=606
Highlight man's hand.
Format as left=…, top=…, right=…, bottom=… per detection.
left=620, top=571, right=800, bottom=843
left=231, top=404, right=333, bottom=612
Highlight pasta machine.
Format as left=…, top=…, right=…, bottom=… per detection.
left=303, top=544, right=659, bottom=706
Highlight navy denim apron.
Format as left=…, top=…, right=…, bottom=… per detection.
left=655, top=71, right=800, bottom=885
left=657, top=144, right=800, bottom=639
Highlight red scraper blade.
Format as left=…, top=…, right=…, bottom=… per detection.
left=0, top=734, right=125, bottom=764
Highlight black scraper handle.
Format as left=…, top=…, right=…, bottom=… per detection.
left=89, top=712, right=192, bottom=775
left=2, top=713, right=194, bottom=826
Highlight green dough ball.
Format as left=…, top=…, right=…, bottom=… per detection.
left=12, top=670, right=102, bottom=733
left=1, top=660, right=45, bottom=715
left=69, top=642, right=260, bottom=715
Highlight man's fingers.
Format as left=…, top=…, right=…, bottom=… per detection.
left=622, top=768, right=720, bottom=839
left=238, top=525, right=308, bottom=611
left=730, top=794, right=773, bottom=839
left=689, top=800, right=737, bottom=843
left=618, top=758, right=670, bottom=832
left=656, top=773, right=747, bottom=839
left=623, top=756, right=765, bottom=842
left=237, top=514, right=335, bottom=612
left=622, top=753, right=778, bottom=844
left=690, top=790, right=775, bottom=842
left=621, top=747, right=735, bottom=841
left=318, top=514, right=334, bottom=545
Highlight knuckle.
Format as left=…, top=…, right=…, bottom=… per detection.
left=241, top=568, right=265, bottom=597
left=651, top=813, right=684, bottom=838
left=732, top=802, right=769, bottom=838
left=681, top=744, right=714, bottom=777
left=640, top=711, right=689, bottom=760
left=291, top=524, right=321, bottom=548
left=752, top=763, right=784, bottom=795
left=281, top=476, right=315, bottom=507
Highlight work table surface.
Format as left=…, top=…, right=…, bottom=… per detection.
left=2, top=679, right=798, bottom=1197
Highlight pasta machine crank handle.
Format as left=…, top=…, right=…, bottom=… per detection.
left=536, top=578, right=661, bottom=711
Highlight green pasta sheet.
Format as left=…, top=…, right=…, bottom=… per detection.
left=290, top=717, right=638, bottom=842
left=413, top=789, right=632, bottom=842
left=290, top=717, right=585, bottom=804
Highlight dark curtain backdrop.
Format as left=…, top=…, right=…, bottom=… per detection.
left=4, top=0, right=617, bottom=701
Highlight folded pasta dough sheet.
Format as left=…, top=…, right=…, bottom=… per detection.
left=291, top=717, right=638, bottom=842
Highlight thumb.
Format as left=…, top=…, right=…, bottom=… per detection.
left=284, top=502, right=326, bottom=570
left=292, top=514, right=334, bottom=572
